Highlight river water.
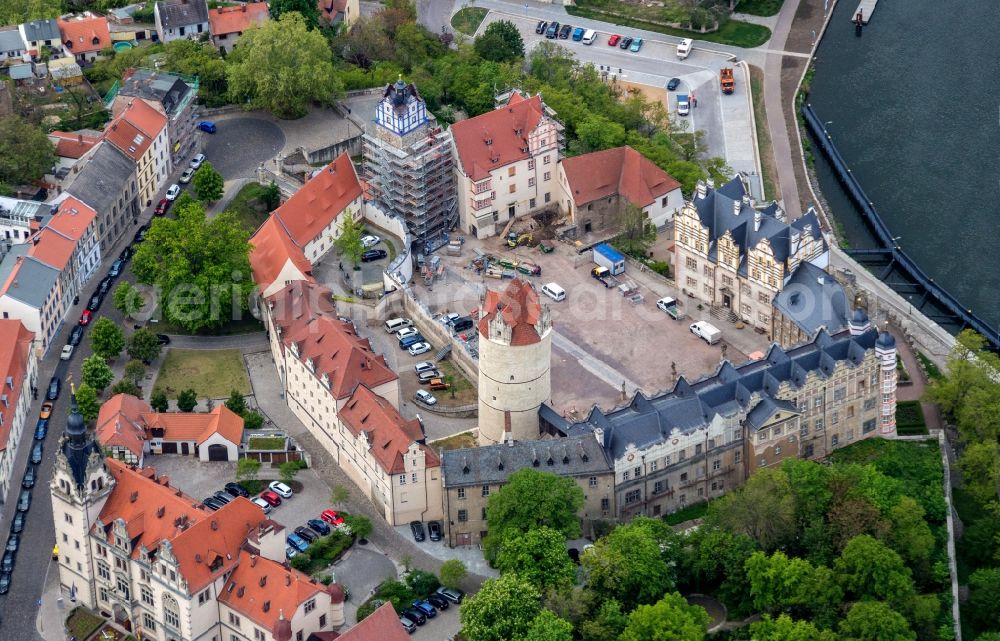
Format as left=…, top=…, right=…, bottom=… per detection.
left=807, top=0, right=1000, bottom=328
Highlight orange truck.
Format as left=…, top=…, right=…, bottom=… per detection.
left=720, top=67, right=735, bottom=94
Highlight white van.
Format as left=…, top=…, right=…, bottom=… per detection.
left=581, top=29, right=597, bottom=45
left=541, top=282, right=566, bottom=302
left=384, top=317, right=413, bottom=333
left=677, top=38, right=692, bottom=59
left=690, top=320, right=722, bottom=345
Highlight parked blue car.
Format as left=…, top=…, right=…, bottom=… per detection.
left=34, top=419, right=48, bottom=440
left=398, top=334, right=424, bottom=349
left=286, top=533, right=309, bottom=553
left=197, top=121, right=217, bottom=134
left=571, top=27, right=585, bottom=41
left=412, top=600, right=437, bottom=618
left=307, top=519, right=331, bottom=536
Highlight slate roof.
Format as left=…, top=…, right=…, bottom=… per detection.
left=0, top=254, right=59, bottom=308
left=20, top=19, right=60, bottom=43
left=156, top=0, right=210, bottom=29
left=208, top=3, right=268, bottom=36
left=772, top=262, right=849, bottom=337
left=557, top=326, right=880, bottom=458
left=442, top=433, right=611, bottom=488
left=0, top=29, right=25, bottom=52
left=68, top=142, right=135, bottom=214
left=119, top=68, right=195, bottom=116
left=692, top=176, right=825, bottom=276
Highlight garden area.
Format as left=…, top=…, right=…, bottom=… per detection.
left=355, top=569, right=442, bottom=623
left=153, top=349, right=251, bottom=399
left=225, top=182, right=280, bottom=232
left=431, top=430, right=478, bottom=453
left=451, top=6, right=488, bottom=35
left=66, top=607, right=105, bottom=641
left=894, top=400, right=928, bottom=435
left=290, top=529, right=356, bottom=576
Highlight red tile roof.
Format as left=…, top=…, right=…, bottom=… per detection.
left=170, top=498, right=267, bottom=592
left=0, top=320, right=34, bottom=453
left=104, top=115, right=153, bottom=162
left=268, top=281, right=397, bottom=399
left=451, top=95, right=545, bottom=181
left=27, top=197, right=98, bottom=270
left=117, top=98, right=168, bottom=139
left=478, top=278, right=544, bottom=346
left=28, top=228, right=75, bottom=270
left=273, top=154, right=362, bottom=247
left=339, top=385, right=438, bottom=475
left=560, top=145, right=681, bottom=208
left=249, top=215, right=314, bottom=293
left=142, top=404, right=244, bottom=446
left=318, top=0, right=349, bottom=20
left=337, top=603, right=410, bottom=641
left=208, top=3, right=269, bottom=36
left=57, top=15, right=111, bottom=55
left=49, top=197, right=97, bottom=239
left=219, top=550, right=327, bottom=637
left=50, top=131, right=100, bottom=159
left=96, top=393, right=151, bottom=458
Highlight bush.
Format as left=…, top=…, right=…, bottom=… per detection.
left=355, top=597, right=386, bottom=623
left=293, top=531, right=354, bottom=575
left=895, top=400, right=927, bottom=435
left=244, top=410, right=265, bottom=430
left=405, top=569, right=441, bottom=596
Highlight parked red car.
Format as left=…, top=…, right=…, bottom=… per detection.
left=608, top=34, right=621, bottom=46
left=154, top=198, right=171, bottom=216
left=320, top=509, right=344, bottom=526
left=259, top=490, right=282, bottom=507
left=79, top=310, right=92, bottom=325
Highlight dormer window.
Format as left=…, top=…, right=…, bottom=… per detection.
left=305, top=357, right=315, bottom=372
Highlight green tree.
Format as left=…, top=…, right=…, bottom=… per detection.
left=579, top=599, right=628, bottom=641
left=958, top=442, right=1000, bottom=504
left=237, top=457, right=262, bottom=483
left=74, top=383, right=101, bottom=423
left=161, top=39, right=229, bottom=106
left=127, top=329, right=163, bottom=363
left=334, top=215, right=365, bottom=267
left=581, top=518, right=674, bottom=609
left=225, top=389, right=248, bottom=416
left=749, top=614, right=839, bottom=641
left=243, top=410, right=265, bottom=429
left=227, top=13, right=343, bottom=119
left=744, top=551, right=842, bottom=625
left=614, top=203, right=656, bottom=257
left=460, top=574, right=541, bottom=641
left=89, top=318, right=125, bottom=360
left=0, top=116, right=56, bottom=189
left=343, top=514, right=373, bottom=542
left=123, top=360, right=146, bottom=386
left=261, top=182, right=281, bottom=210
left=177, top=389, right=198, bottom=412
left=279, top=461, right=301, bottom=484
left=473, top=20, right=524, bottom=63
left=524, top=610, right=573, bottom=641
left=269, top=0, right=321, bottom=29
left=113, top=282, right=145, bottom=318
left=330, top=484, right=350, bottom=507
left=706, top=467, right=796, bottom=551
left=132, top=200, right=254, bottom=333
left=619, top=592, right=710, bottom=641
left=679, top=527, right=756, bottom=614
left=969, top=567, right=1000, bottom=630
left=486, top=468, right=585, bottom=545
left=838, top=601, right=915, bottom=641
left=439, top=559, right=467, bottom=590
left=494, top=527, right=577, bottom=591
left=111, top=379, right=142, bottom=396
left=81, top=355, right=114, bottom=391
left=192, top=161, right=224, bottom=202
left=886, top=496, right=935, bottom=564
left=150, top=389, right=169, bottom=413
left=834, top=535, right=914, bottom=605
left=574, top=113, right=627, bottom=152
left=927, top=330, right=1000, bottom=445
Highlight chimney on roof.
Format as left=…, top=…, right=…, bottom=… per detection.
left=773, top=205, right=785, bottom=222
left=733, top=199, right=741, bottom=216
left=242, top=3, right=246, bottom=10
left=285, top=574, right=291, bottom=586
left=250, top=554, right=257, bottom=567
left=754, top=210, right=761, bottom=232
left=77, top=133, right=83, bottom=144
left=695, top=181, right=707, bottom=200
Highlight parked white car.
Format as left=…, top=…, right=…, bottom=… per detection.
left=408, top=342, right=432, bottom=356
left=415, top=389, right=437, bottom=406
left=190, top=153, right=206, bottom=169
left=361, top=234, right=381, bottom=248
left=396, top=326, right=419, bottom=340
left=414, top=361, right=436, bottom=374
left=60, top=345, right=74, bottom=361
left=269, top=481, right=293, bottom=498
left=165, top=184, right=181, bottom=200
left=179, top=168, right=194, bottom=184
left=252, top=497, right=272, bottom=513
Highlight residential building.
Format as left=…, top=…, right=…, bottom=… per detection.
left=0, top=28, right=26, bottom=62
left=49, top=131, right=102, bottom=181
left=104, top=98, right=170, bottom=207
left=154, top=0, right=210, bottom=43
left=33, top=197, right=101, bottom=306
left=477, top=278, right=552, bottom=446
left=325, top=603, right=409, bottom=641
left=362, top=79, right=456, bottom=249
left=51, top=401, right=347, bottom=640
left=441, top=434, right=614, bottom=546
left=18, top=19, right=61, bottom=58
left=248, top=215, right=315, bottom=299
left=207, top=3, right=268, bottom=53
left=770, top=261, right=851, bottom=348
left=557, top=145, right=684, bottom=234
left=57, top=14, right=112, bottom=63
left=0, top=320, right=36, bottom=499
left=115, top=68, right=199, bottom=165
left=66, top=141, right=140, bottom=252
left=542, top=315, right=897, bottom=520
left=0, top=245, right=64, bottom=355
left=451, top=92, right=561, bottom=239
left=317, top=0, right=360, bottom=27
left=673, top=176, right=828, bottom=334
left=96, top=393, right=244, bottom=466
left=0, top=196, right=53, bottom=243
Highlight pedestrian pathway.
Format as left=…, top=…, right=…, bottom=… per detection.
left=890, top=327, right=944, bottom=430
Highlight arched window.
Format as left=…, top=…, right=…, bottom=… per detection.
left=163, top=594, right=180, bottom=629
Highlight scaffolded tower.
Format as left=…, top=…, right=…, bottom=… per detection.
left=363, top=78, right=456, bottom=250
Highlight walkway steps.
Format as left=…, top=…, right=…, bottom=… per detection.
left=852, top=0, right=877, bottom=24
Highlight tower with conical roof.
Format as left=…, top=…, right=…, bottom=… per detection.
left=50, top=389, right=113, bottom=608
left=477, top=279, right=552, bottom=445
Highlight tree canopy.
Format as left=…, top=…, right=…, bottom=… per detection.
left=618, top=592, right=709, bottom=641
left=127, top=328, right=162, bottom=363
left=493, top=527, right=578, bottom=591
left=113, top=282, right=145, bottom=319
left=192, top=161, right=224, bottom=202
left=81, top=355, right=115, bottom=391
left=486, top=469, right=585, bottom=546
left=459, top=574, right=541, bottom=641
left=707, top=467, right=796, bottom=551
left=0, top=116, right=56, bottom=191
left=580, top=517, right=675, bottom=609
left=269, top=0, right=321, bottom=29
left=474, top=20, right=525, bottom=63
left=89, top=318, right=125, bottom=361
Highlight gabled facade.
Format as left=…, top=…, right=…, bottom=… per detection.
left=115, top=68, right=199, bottom=165
left=18, top=19, right=61, bottom=57
left=0, top=245, right=65, bottom=355
left=451, top=92, right=561, bottom=239
left=154, top=0, right=210, bottom=43
left=208, top=3, right=268, bottom=53
left=673, top=176, right=828, bottom=333
left=0, top=320, right=36, bottom=499
left=57, top=14, right=112, bottom=63
left=0, top=28, right=26, bottom=62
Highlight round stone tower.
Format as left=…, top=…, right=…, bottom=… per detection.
left=875, top=328, right=898, bottom=436
left=477, top=279, right=552, bottom=446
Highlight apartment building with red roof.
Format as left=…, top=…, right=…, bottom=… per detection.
left=249, top=213, right=315, bottom=298
left=0, top=320, right=36, bottom=499
left=557, top=145, right=684, bottom=233
left=208, top=2, right=269, bottom=53
left=49, top=131, right=102, bottom=180
left=104, top=98, right=170, bottom=207
left=57, top=13, right=111, bottom=63
left=451, top=91, right=562, bottom=238
left=332, top=602, right=409, bottom=641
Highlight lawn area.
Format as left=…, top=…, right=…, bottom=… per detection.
left=895, top=400, right=928, bottom=435
left=430, top=430, right=478, bottom=453
left=451, top=7, right=488, bottom=35
left=153, top=348, right=251, bottom=398
left=916, top=350, right=943, bottom=381
left=247, top=435, right=287, bottom=450
left=66, top=607, right=105, bottom=641
left=434, top=360, right=477, bottom=406
left=749, top=64, right=779, bottom=200
left=663, top=500, right=709, bottom=526
left=224, top=182, right=274, bottom=232
left=735, top=0, right=784, bottom=16
left=564, top=5, right=771, bottom=48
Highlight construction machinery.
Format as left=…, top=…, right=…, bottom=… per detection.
left=720, top=68, right=735, bottom=94
left=506, top=232, right=534, bottom=248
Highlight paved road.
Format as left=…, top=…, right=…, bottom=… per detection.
left=202, top=117, right=285, bottom=182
